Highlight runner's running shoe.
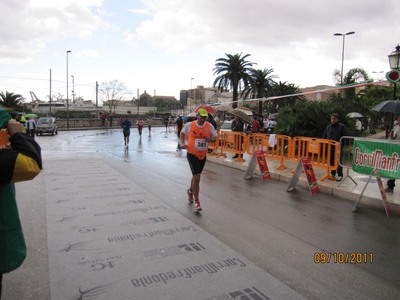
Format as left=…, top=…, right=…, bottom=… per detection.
left=187, top=189, right=194, bottom=203
left=194, top=201, right=202, bottom=212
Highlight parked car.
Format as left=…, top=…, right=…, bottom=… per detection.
left=36, top=117, right=58, bottom=135
left=220, top=120, right=233, bottom=131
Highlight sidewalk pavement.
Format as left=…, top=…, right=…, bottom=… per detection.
left=206, top=132, right=400, bottom=215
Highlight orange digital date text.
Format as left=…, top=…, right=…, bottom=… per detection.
left=314, top=252, right=373, bottom=264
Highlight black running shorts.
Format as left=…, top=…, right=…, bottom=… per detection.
left=186, top=152, right=207, bottom=175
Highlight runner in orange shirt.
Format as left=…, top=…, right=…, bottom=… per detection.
left=180, top=108, right=217, bottom=212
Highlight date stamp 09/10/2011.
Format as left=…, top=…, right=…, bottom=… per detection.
left=314, top=252, right=373, bottom=264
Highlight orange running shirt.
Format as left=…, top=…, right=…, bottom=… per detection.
left=187, top=121, right=212, bottom=160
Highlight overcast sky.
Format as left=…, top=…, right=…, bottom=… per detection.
left=0, top=0, right=399, bottom=103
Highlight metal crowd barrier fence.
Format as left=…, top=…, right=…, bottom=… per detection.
left=207, top=134, right=220, bottom=156
left=245, top=133, right=292, bottom=170
left=291, top=137, right=339, bottom=181
left=213, top=132, right=343, bottom=182
left=338, top=136, right=357, bottom=186
left=216, top=131, right=247, bottom=162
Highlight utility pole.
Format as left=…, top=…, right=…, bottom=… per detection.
left=137, top=88, right=139, bottom=115
left=49, top=69, right=52, bottom=115
left=96, top=81, right=99, bottom=108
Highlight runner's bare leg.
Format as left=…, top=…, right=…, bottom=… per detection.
left=191, top=174, right=201, bottom=201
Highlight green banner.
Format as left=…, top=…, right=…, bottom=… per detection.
left=353, top=139, right=400, bottom=178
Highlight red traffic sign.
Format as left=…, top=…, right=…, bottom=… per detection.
left=386, top=69, right=400, bottom=83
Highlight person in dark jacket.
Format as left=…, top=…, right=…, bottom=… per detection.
left=231, top=116, right=244, bottom=159
left=176, top=115, right=184, bottom=138
left=0, top=107, right=42, bottom=297
left=207, top=113, right=217, bottom=130
left=323, top=113, right=348, bottom=181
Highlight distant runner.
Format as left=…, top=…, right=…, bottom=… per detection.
left=120, top=116, right=132, bottom=148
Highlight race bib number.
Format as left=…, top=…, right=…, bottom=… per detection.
left=195, top=138, right=208, bottom=151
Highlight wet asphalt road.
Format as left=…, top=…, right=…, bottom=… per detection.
left=4, top=127, right=400, bottom=300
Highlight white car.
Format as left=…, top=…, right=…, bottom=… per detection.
left=220, top=120, right=232, bottom=131
left=36, top=117, right=58, bottom=135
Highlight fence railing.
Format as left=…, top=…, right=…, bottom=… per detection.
left=211, top=132, right=340, bottom=181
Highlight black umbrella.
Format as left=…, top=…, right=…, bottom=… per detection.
left=371, top=100, right=400, bottom=138
left=371, top=100, right=400, bottom=114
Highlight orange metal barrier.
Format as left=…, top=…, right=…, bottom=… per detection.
left=246, top=134, right=292, bottom=170
left=291, top=137, right=339, bottom=181
left=217, top=131, right=246, bottom=162
left=207, top=134, right=220, bottom=156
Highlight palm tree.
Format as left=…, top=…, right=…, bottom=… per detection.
left=332, top=67, right=370, bottom=100
left=0, top=91, right=24, bottom=110
left=213, top=53, right=254, bottom=109
left=264, top=81, right=304, bottom=114
left=275, top=98, right=357, bottom=138
left=241, top=68, right=278, bottom=114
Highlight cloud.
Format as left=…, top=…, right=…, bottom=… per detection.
left=135, top=0, right=399, bottom=60
left=74, top=49, right=101, bottom=58
left=128, top=8, right=151, bottom=15
left=0, top=0, right=106, bottom=63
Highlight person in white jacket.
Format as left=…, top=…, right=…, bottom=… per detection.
left=25, top=117, right=36, bottom=139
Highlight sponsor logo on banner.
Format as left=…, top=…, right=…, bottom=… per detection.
left=256, top=150, right=271, bottom=181
left=353, top=140, right=400, bottom=179
left=302, top=157, right=320, bottom=195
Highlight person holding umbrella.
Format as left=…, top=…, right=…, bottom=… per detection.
left=386, top=116, right=400, bottom=192
left=180, top=108, right=217, bottom=213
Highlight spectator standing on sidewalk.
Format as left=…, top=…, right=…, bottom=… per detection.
left=180, top=108, right=217, bottom=213
left=231, top=116, right=244, bottom=158
left=0, top=108, right=42, bottom=298
left=207, top=113, right=217, bottom=130
left=251, top=116, right=260, bottom=133
left=386, top=117, right=400, bottom=192
left=100, top=113, right=106, bottom=127
left=214, top=112, right=224, bottom=131
left=323, top=113, right=348, bottom=182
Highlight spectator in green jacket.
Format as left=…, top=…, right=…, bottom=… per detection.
left=0, top=107, right=42, bottom=297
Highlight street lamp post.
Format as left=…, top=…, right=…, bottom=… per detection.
left=66, top=50, right=71, bottom=129
left=388, top=45, right=400, bottom=100
left=71, top=75, right=75, bottom=107
left=334, top=31, right=355, bottom=85
left=384, top=45, right=400, bottom=138
left=372, top=71, right=384, bottom=81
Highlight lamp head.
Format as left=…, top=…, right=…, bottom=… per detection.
left=388, top=45, right=400, bottom=70
left=334, top=31, right=355, bottom=36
